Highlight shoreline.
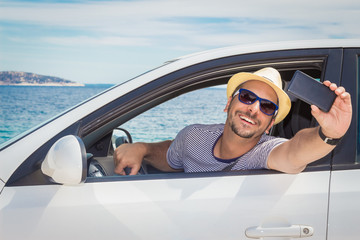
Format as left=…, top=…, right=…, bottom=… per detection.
left=0, top=82, right=85, bottom=87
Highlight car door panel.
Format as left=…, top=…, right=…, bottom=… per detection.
left=328, top=170, right=360, bottom=240
left=0, top=172, right=329, bottom=240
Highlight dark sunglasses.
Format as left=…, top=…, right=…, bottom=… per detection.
left=235, top=88, right=279, bottom=116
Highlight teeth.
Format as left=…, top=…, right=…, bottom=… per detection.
left=240, top=116, right=255, bottom=124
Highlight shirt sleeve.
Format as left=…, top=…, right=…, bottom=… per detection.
left=237, top=136, right=288, bottom=170
left=166, top=126, right=191, bottom=170
left=262, top=137, right=288, bottom=169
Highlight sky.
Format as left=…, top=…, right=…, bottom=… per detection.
left=0, top=0, right=359, bottom=84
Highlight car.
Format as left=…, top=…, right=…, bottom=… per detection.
left=0, top=39, right=359, bottom=240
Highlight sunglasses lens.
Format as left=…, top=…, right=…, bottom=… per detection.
left=260, top=100, right=277, bottom=115
left=238, top=89, right=278, bottom=116
left=239, top=91, right=257, bottom=104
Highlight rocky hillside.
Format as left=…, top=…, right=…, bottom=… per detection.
left=0, top=71, right=84, bottom=86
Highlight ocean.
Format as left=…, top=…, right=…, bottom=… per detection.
left=0, top=85, right=227, bottom=145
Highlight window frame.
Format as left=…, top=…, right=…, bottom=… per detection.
left=332, top=48, right=359, bottom=169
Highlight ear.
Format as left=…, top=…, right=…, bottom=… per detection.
left=224, top=97, right=232, bottom=112
left=265, top=119, right=275, bottom=134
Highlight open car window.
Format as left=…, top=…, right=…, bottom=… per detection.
left=121, top=86, right=227, bottom=143
left=86, top=68, right=324, bottom=180
left=84, top=66, right=330, bottom=181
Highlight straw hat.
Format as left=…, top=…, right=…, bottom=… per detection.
left=226, top=67, right=291, bottom=124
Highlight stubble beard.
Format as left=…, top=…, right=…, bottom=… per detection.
left=228, top=110, right=265, bottom=139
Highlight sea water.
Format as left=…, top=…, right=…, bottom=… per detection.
left=0, top=85, right=227, bottom=145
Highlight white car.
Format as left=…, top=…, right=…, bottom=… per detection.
left=1, top=40, right=359, bottom=240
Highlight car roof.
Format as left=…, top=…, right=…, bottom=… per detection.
left=168, top=39, right=360, bottom=63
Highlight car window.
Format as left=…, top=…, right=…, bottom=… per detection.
left=121, top=86, right=227, bottom=143
left=89, top=69, right=322, bottom=179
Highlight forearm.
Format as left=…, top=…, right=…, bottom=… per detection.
left=290, top=126, right=336, bottom=165
left=141, top=140, right=180, bottom=172
left=269, top=126, right=336, bottom=173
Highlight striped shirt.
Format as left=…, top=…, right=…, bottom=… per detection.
left=167, top=124, right=288, bottom=173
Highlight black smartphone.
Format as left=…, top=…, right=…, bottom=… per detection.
left=287, top=70, right=337, bottom=112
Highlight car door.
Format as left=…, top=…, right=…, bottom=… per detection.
left=0, top=170, right=330, bottom=240
left=327, top=48, right=360, bottom=240
left=0, top=47, right=343, bottom=240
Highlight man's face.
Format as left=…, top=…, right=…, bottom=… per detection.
left=225, top=80, right=278, bottom=139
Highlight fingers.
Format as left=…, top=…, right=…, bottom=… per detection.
left=340, top=91, right=352, bottom=104
left=314, top=80, right=352, bottom=139
left=323, top=81, right=351, bottom=104
left=113, top=145, right=130, bottom=175
left=114, top=159, right=139, bottom=176
left=335, top=86, right=345, bottom=94
left=115, top=163, right=140, bottom=176
left=323, top=81, right=341, bottom=92
left=113, top=143, right=145, bottom=175
left=113, top=153, right=127, bottom=175
left=129, top=166, right=141, bottom=176
left=323, top=80, right=346, bottom=94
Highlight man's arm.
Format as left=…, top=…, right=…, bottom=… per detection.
left=113, top=140, right=179, bottom=175
left=268, top=126, right=337, bottom=173
left=268, top=81, right=352, bottom=173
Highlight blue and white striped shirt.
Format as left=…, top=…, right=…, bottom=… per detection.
left=167, top=124, right=288, bottom=173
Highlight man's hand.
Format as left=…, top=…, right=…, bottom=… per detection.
left=311, top=81, right=352, bottom=139
left=113, top=143, right=146, bottom=175
left=268, top=81, right=352, bottom=174
left=113, top=140, right=175, bottom=175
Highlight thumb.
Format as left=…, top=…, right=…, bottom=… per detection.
left=310, top=104, right=322, bottom=121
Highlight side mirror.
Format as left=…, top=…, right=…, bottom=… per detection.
left=41, top=135, right=87, bottom=185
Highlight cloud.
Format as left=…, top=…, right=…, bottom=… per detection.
left=42, top=36, right=152, bottom=46
left=1, top=0, right=359, bottom=83
left=1, top=0, right=359, bottom=49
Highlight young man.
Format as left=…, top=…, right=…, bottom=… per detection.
left=114, top=67, right=352, bottom=175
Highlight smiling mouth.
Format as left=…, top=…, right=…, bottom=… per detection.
left=239, top=115, right=256, bottom=125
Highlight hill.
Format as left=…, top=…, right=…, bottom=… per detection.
left=0, top=71, right=84, bottom=86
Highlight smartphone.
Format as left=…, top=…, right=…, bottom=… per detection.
left=287, top=70, right=337, bottom=112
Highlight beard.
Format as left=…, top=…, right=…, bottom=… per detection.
left=228, top=110, right=272, bottom=139
left=228, top=111, right=260, bottom=138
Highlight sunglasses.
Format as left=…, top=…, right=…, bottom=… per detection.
left=234, top=88, right=279, bottom=116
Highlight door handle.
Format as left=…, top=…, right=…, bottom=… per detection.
left=245, top=225, right=314, bottom=238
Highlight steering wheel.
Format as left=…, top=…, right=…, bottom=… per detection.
left=87, top=128, right=148, bottom=177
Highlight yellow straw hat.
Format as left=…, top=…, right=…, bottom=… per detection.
left=226, top=67, right=291, bottom=124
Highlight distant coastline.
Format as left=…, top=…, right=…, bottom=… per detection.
left=0, top=71, right=84, bottom=86
left=0, top=82, right=85, bottom=87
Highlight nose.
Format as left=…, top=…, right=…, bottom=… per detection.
left=247, top=100, right=261, bottom=114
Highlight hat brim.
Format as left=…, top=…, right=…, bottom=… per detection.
left=227, top=72, right=291, bottom=125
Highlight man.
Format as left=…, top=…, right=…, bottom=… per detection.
left=114, top=67, right=352, bottom=175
